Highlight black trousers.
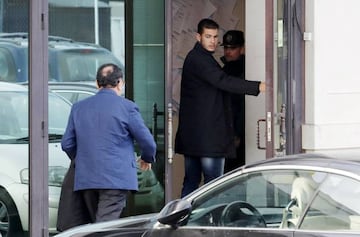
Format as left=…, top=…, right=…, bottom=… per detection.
left=82, top=189, right=128, bottom=223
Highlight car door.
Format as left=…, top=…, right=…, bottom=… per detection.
left=147, top=168, right=305, bottom=237
left=147, top=228, right=293, bottom=237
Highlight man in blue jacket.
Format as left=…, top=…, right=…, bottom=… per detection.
left=61, top=63, right=156, bottom=223
left=175, top=19, right=265, bottom=197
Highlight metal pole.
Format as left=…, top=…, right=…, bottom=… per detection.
left=94, top=0, right=99, bottom=44
left=165, top=0, right=173, bottom=203
left=29, top=0, right=49, bottom=236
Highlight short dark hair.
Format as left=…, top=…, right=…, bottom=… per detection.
left=96, top=63, right=123, bottom=87
left=197, top=18, right=219, bottom=34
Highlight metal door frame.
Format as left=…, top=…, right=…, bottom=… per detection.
left=265, top=0, right=305, bottom=158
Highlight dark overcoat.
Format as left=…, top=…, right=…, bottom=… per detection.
left=57, top=161, right=91, bottom=231
left=175, top=43, right=260, bottom=158
left=222, top=55, right=247, bottom=171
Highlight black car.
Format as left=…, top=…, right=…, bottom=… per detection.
left=54, top=153, right=360, bottom=237
left=0, top=32, right=123, bottom=83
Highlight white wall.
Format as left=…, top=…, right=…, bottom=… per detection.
left=245, top=0, right=266, bottom=163
left=303, top=0, right=360, bottom=158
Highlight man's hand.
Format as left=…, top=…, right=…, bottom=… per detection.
left=259, top=82, right=266, bottom=92
left=139, top=159, right=152, bottom=171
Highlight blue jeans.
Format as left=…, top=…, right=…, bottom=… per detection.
left=181, top=156, right=225, bottom=197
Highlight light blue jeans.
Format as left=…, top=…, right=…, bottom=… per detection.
left=181, top=156, right=225, bottom=197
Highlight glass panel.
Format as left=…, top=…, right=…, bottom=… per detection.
left=273, top=0, right=289, bottom=156
left=49, top=0, right=126, bottom=233
left=0, top=1, right=30, bottom=236
left=130, top=0, right=165, bottom=216
left=301, top=174, right=360, bottom=231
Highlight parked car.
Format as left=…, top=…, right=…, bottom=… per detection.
left=0, top=32, right=124, bottom=83
left=55, top=153, right=360, bottom=237
left=38, top=82, right=99, bottom=104
left=0, top=81, right=71, bottom=236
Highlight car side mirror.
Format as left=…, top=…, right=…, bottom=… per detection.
left=157, top=199, right=192, bottom=229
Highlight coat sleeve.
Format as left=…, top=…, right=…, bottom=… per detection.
left=185, top=54, right=260, bottom=96
left=127, top=104, right=157, bottom=163
left=61, top=108, right=77, bottom=160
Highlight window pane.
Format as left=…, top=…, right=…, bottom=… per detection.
left=301, top=174, right=360, bottom=231
left=187, top=170, right=306, bottom=228
left=132, top=0, right=165, bottom=215
left=0, top=1, right=30, bottom=236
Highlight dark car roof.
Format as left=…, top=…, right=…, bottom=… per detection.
left=242, top=153, right=360, bottom=175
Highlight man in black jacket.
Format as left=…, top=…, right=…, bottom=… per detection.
left=220, top=30, right=247, bottom=173
left=175, top=18, right=265, bottom=197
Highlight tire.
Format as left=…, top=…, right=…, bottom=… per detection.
left=0, top=188, right=24, bottom=237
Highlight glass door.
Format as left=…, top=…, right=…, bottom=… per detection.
left=126, top=0, right=165, bottom=215
left=269, top=0, right=304, bottom=157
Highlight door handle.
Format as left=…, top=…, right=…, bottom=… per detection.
left=167, top=103, right=173, bottom=164
left=257, top=119, right=266, bottom=150
left=257, top=112, right=272, bottom=150
left=278, top=104, right=286, bottom=153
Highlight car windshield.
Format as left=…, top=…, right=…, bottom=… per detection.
left=53, top=49, right=124, bottom=82
left=0, top=46, right=123, bottom=83
left=0, top=91, right=71, bottom=143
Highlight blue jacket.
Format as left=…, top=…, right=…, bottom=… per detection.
left=61, top=89, right=156, bottom=191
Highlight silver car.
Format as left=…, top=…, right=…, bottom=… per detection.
left=0, top=82, right=71, bottom=236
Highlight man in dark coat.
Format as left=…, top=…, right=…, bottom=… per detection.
left=175, top=19, right=265, bottom=197
left=220, top=30, right=247, bottom=173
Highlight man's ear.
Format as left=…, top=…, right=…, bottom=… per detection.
left=95, top=80, right=100, bottom=89
left=196, top=33, right=201, bottom=42
left=241, top=47, right=245, bottom=55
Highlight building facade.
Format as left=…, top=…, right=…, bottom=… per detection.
left=0, top=0, right=360, bottom=236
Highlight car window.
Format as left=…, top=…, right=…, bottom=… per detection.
left=186, top=170, right=324, bottom=229
left=0, top=94, right=22, bottom=137
left=48, top=93, right=71, bottom=134
left=0, top=48, right=17, bottom=82
left=0, top=91, right=70, bottom=142
left=300, top=173, right=360, bottom=231
left=54, top=90, right=95, bottom=104
left=56, top=50, right=123, bottom=82
left=76, top=92, right=94, bottom=102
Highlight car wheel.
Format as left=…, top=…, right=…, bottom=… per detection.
left=0, top=188, right=24, bottom=237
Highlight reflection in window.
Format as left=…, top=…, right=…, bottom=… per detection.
left=0, top=48, right=17, bottom=82
left=56, top=50, right=123, bottom=82
left=301, top=174, right=360, bottom=231
left=185, top=170, right=309, bottom=228
left=0, top=91, right=70, bottom=142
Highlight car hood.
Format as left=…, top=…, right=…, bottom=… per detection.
left=0, top=142, right=70, bottom=183
left=54, top=213, right=159, bottom=237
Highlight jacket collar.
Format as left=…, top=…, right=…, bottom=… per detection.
left=194, top=41, right=215, bottom=55
left=97, top=88, right=118, bottom=96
